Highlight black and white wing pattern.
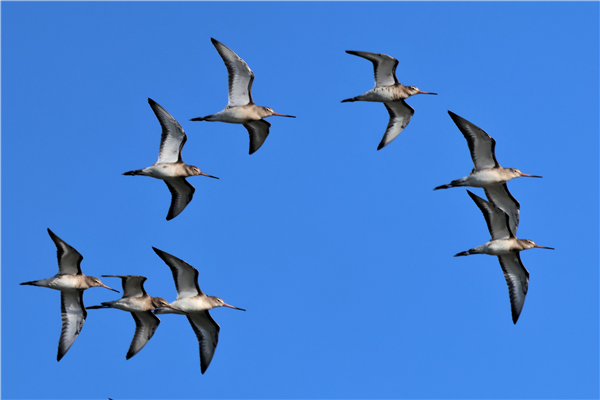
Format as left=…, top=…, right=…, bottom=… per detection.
left=211, top=38, right=255, bottom=107
left=345, top=51, right=399, bottom=87
left=102, top=275, right=148, bottom=298
left=148, top=98, right=187, bottom=164
left=187, top=311, right=220, bottom=374
left=58, top=291, right=87, bottom=361
left=378, top=101, right=414, bottom=150
left=466, top=190, right=513, bottom=241
left=152, top=247, right=203, bottom=299
left=48, top=228, right=83, bottom=276
left=497, top=252, right=529, bottom=324
left=164, top=178, right=195, bottom=221
left=448, top=111, right=499, bottom=172
left=244, top=120, right=271, bottom=155
left=127, top=311, right=161, bottom=359
left=484, top=183, right=520, bottom=237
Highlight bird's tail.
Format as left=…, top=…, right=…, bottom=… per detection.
left=86, top=305, right=109, bottom=310
left=434, top=178, right=464, bottom=191
left=454, top=249, right=477, bottom=257
left=123, top=169, right=143, bottom=176
left=433, top=183, right=452, bottom=190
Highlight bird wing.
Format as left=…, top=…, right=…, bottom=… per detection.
left=152, top=247, right=203, bottom=299
left=448, top=111, right=499, bottom=171
left=101, top=275, right=148, bottom=298
left=148, top=98, right=187, bottom=164
left=467, top=190, right=513, bottom=241
left=484, top=183, right=520, bottom=237
left=187, top=311, right=220, bottom=374
left=378, top=101, right=414, bottom=150
left=58, top=291, right=87, bottom=361
left=164, top=178, right=195, bottom=221
left=244, top=120, right=271, bottom=155
left=497, top=252, right=529, bottom=324
left=211, top=38, right=255, bottom=107
left=127, top=311, right=161, bottom=359
left=346, top=50, right=399, bottom=87
left=47, top=228, right=83, bottom=275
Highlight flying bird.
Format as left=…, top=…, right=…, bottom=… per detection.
left=455, top=190, right=554, bottom=324
left=152, top=247, right=245, bottom=374
left=191, top=38, right=295, bottom=154
left=87, top=275, right=182, bottom=359
left=434, top=111, right=543, bottom=235
left=341, top=50, right=437, bottom=150
left=20, top=229, right=119, bottom=361
left=123, top=98, right=218, bottom=221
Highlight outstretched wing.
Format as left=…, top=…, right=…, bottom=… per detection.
left=58, top=291, right=87, bottom=361
left=164, top=178, right=195, bottom=221
left=211, top=38, right=255, bottom=107
left=127, top=311, right=161, bottom=359
left=497, top=253, right=529, bottom=324
left=187, top=311, right=220, bottom=374
left=47, top=229, right=83, bottom=275
left=244, top=120, right=271, bottom=154
left=346, top=50, right=399, bottom=87
left=152, top=247, right=203, bottom=299
left=378, top=101, right=414, bottom=150
left=148, top=98, right=187, bottom=164
left=448, top=111, right=499, bottom=172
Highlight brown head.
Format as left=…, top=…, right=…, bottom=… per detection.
left=151, top=297, right=183, bottom=312
left=518, top=239, right=554, bottom=251
left=86, top=276, right=119, bottom=292
left=405, top=86, right=437, bottom=97
left=261, top=106, right=296, bottom=119
left=208, top=296, right=246, bottom=311
left=187, top=165, right=219, bottom=179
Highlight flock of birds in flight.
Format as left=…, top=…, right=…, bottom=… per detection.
left=20, top=38, right=553, bottom=374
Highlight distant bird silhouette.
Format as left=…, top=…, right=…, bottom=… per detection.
left=341, top=50, right=436, bottom=150
left=191, top=38, right=295, bottom=154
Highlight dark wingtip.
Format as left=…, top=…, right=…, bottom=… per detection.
left=190, top=117, right=205, bottom=122
left=433, top=185, right=449, bottom=190
left=341, top=98, right=354, bottom=103
left=454, top=251, right=469, bottom=257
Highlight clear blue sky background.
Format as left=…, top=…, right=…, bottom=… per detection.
left=1, top=2, right=598, bottom=399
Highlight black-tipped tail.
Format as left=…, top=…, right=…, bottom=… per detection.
left=123, top=169, right=142, bottom=176
left=433, top=183, right=452, bottom=191
left=85, top=305, right=108, bottom=310
left=454, top=250, right=473, bottom=257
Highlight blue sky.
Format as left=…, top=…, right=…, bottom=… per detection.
left=1, top=2, right=598, bottom=399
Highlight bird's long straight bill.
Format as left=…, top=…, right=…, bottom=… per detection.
left=102, top=284, right=120, bottom=293
left=272, top=112, right=296, bottom=118
left=200, top=172, right=219, bottom=179
left=520, top=173, right=543, bottom=178
left=223, top=303, right=246, bottom=311
left=418, top=90, right=438, bottom=95
left=534, top=244, right=555, bottom=250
